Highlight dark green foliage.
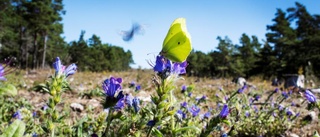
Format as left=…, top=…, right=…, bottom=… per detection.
left=186, top=2, right=320, bottom=79
left=0, top=1, right=133, bottom=71
left=69, top=32, right=134, bottom=72
left=187, top=50, right=213, bottom=77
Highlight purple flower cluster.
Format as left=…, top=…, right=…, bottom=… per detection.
left=132, top=97, right=140, bottom=113
left=219, top=104, right=229, bottom=118
left=12, top=110, right=22, bottom=120
left=304, top=89, right=317, bottom=103
left=181, top=85, right=187, bottom=93
left=0, top=57, right=15, bottom=81
left=153, top=55, right=187, bottom=78
left=176, top=110, right=187, bottom=120
left=53, top=57, right=77, bottom=78
left=188, top=104, right=201, bottom=117
left=102, top=77, right=125, bottom=109
left=0, top=64, right=6, bottom=81
left=281, top=91, right=289, bottom=99
left=237, top=85, right=247, bottom=94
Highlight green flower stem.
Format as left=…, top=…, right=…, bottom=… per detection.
left=51, top=128, right=55, bottom=137
left=227, top=91, right=238, bottom=103
left=262, top=91, right=276, bottom=109
left=102, top=109, right=113, bottom=137
left=278, top=97, right=287, bottom=104
left=146, top=125, right=154, bottom=137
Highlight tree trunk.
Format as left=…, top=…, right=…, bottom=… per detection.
left=42, top=34, right=48, bottom=69
left=32, top=32, right=38, bottom=69
left=19, top=26, right=24, bottom=69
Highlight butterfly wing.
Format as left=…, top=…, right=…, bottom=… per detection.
left=161, top=18, right=192, bottom=62
left=120, top=23, right=144, bottom=42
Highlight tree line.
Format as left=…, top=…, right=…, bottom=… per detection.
left=187, top=2, right=320, bottom=79
left=1, top=1, right=320, bottom=78
left=0, top=0, right=133, bottom=72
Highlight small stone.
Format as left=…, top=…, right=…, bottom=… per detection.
left=289, top=133, right=299, bottom=137
left=302, top=111, right=318, bottom=123
left=70, top=103, right=84, bottom=112
left=87, top=99, right=100, bottom=108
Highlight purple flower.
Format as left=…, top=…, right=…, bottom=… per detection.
left=42, top=105, right=48, bottom=111
left=132, top=97, right=140, bottom=113
left=129, top=81, right=135, bottom=88
left=12, top=110, right=22, bottom=120
left=171, top=61, right=187, bottom=74
left=135, top=85, right=141, bottom=91
left=221, top=133, right=228, bottom=137
left=53, top=57, right=63, bottom=74
left=91, top=134, right=98, bottom=137
left=253, top=106, right=258, bottom=113
left=124, top=94, right=133, bottom=107
left=114, top=98, right=125, bottom=110
left=103, top=77, right=122, bottom=97
left=64, top=63, right=77, bottom=77
left=0, top=64, right=6, bottom=80
left=217, top=103, right=222, bottom=110
left=215, top=94, right=219, bottom=98
left=245, top=111, right=250, bottom=117
left=281, top=91, right=289, bottom=99
left=102, top=77, right=124, bottom=109
left=188, top=104, right=201, bottom=117
left=153, top=55, right=187, bottom=77
left=32, top=111, right=37, bottom=118
left=180, top=102, right=188, bottom=108
left=224, top=96, right=229, bottom=101
left=274, top=88, right=279, bottom=93
left=286, top=109, right=293, bottom=116
left=181, top=85, right=187, bottom=93
left=304, top=89, right=317, bottom=103
left=153, top=55, right=171, bottom=73
left=278, top=105, right=284, bottom=111
left=204, top=112, right=211, bottom=119
left=188, top=92, right=192, bottom=97
left=254, top=95, right=261, bottom=101
left=147, top=120, right=156, bottom=126
left=32, top=133, right=38, bottom=137
left=201, top=95, right=207, bottom=100
left=52, top=57, right=77, bottom=77
left=237, top=85, right=247, bottom=94
left=176, top=110, right=187, bottom=120
left=219, top=104, right=229, bottom=118
left=0, top=57, right=15, bottom=81
left=249, top=98, right=254, bottom=104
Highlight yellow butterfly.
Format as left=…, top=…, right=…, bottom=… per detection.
left=160, top=18, right=192, bottom=62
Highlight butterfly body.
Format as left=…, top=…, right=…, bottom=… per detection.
left=121, top=23, right=144, bottom=42
left=161, top=18, right=192, bottom=62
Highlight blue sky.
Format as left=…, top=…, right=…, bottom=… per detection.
left=61, top=1, right=320, bottom=69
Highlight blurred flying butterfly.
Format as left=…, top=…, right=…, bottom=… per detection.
left=160, top=18, right=192, bottom=62
left=120, top=23, right=145, bottom=42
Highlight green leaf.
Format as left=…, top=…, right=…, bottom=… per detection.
left=152, top=128, right=163, bottom=137
left=1, top=120, right=25, bottom=137
left=0, top=84, right=17, bottom=96
left=222, top=119, right=231, bottom=126
left=174, top=126, right=201, bottom=134
left=32, top=83, right=49, bottom=93
left=313, top=130, right=320, bottom=137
